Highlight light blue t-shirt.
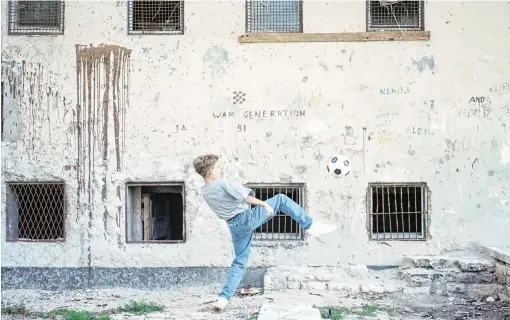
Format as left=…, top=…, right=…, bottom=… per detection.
left=201, top=179, right=255, bottom=220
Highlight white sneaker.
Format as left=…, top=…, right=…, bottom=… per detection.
left=211, top=297, right=229, bottom=312
left=306, top=221, right=337, bottom=238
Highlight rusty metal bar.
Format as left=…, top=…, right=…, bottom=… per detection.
left=394, top=186, right=399, bottom=239
left=414, top=186, right=418, bottom=239
left=369, top=183, right=426, bottom=241
left=375, top=186, right=379, bottom=240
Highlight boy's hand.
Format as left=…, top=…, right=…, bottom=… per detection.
left=263, top=204, right=274, bottom=217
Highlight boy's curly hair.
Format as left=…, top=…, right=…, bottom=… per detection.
left=192, top=154, right=219, bottom=178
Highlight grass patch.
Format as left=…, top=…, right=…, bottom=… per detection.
left=48, top=309, right=110, bottom=320
left=1, top=300, right=164, bottom=320
left=1, top=304, right=29, bottom=315
left=317, top=304, right=379, bottom=319
left=360, top=304, right=378, bottom=316
left=116, top=300, right=164, bottom=315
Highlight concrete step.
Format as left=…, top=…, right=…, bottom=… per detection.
left=258, top=299, right=322, bottom=320
left=401, top=255, right=495, bottom=272
left=264, top=266, right=410, bottom=297
left=398, top=254, right=504, bottom=299
left=400, top=268, right=496, bottom=287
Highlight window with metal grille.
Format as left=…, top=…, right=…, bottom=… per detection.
left=246, top=0, right=302, bottom=33
left=368, top=183, right=428, bottom=241
left=126, top=183, right=186, bottom=243
left=246, top=184, right=304, bottom=241
left=128, top=1, right=184, bottom=35
left=6, top=183, right=66, bottom=241
left=367, top=1, right=424, bottom=32
left=8, top=1, right=65, bottom=35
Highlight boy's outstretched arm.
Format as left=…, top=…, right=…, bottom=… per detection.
left=247, top=196, right=274, bottom=216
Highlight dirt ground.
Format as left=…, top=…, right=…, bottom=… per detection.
left=1, top=287, right=510, bottom=320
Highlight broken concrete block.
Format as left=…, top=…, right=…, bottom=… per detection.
left=360, top=283, right=403, bottom=294
left=360, top=283, right=384, bottom=294
left=327, top=282, right=360, bottom=295
left=465, top=284, right=502, bottom=298
left=495, top=262, right=508, bottom=284
left=403, top=287, right=430, bottom=294
left=287, top=279, right=300, bottom=290
left=402, top=255, right=495, bottom=272
left=444, top=271, right=495, bottom=284
left=447, top=283, right=466, bottom=294
left=314, top=273, right=335, bottom=281
left=458, top=259, right=495, bottom=272
left=264, top=275, right=286, bottom=292
left=258, top=300, right=322, bottom=320
left=430, top=279, right=448, bottom=296
left=301, top=281, right=327, bottom=291
left=399, top=268, right=437, bottom=287
left=401, top=256, right=417, bottom=270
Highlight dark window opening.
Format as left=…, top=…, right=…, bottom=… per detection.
left=367, top=1, right=424, bottom=32
left=8, top=1, right=65, bottom=35
left=126, top=183, right=185, bottom=242
left=369, top=183, right=427, bottom=241
left=128, top=1, right=184, bottom=35
left=246, top=0, right=303, bottom=33
left=6, top=183, right=66, bottom=241
left=246, top=184, right=304, bottom=241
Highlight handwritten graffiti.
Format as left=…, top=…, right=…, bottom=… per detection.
left=173, top=125, right=187, bottom=133
left=308, top=96, right=320, bottom=106
left=380, top=87, right=410, bottom=95
left=212, top=110, right=306, bottom=119
left=212, top=112, right=235, bottom=118
left=408, top=127, right=433, bottom=135
left=489, top=81, right=510, bottom=93
left=455, top=106, right=492, bottom=119
left=368, top=130, right=393, bottom=145
left=469, top=96, right=491, bottom=107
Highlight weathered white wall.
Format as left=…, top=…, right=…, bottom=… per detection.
left=2, top=1, right=510, bottom=269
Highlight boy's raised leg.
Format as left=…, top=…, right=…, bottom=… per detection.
left=252, top=194, right=337, bottom=238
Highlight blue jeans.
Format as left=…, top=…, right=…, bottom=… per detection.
left=218, top=194, right=313, bottom=300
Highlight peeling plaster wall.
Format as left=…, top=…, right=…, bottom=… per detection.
left=1, top=1, right=510, bottom=269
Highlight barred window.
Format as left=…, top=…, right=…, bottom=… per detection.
left=128, top=1, right=184, bottom=35
left=246, top=184, right=304, bottom=241
left=367, top=1, right=424, bottom=32
left=6, top=183, right=66, bottom=241
left=8, top=1, right=65, bottom=35
left=368, top=183, right=428, bottom=241
left=246, top=0, right=302, bottom=33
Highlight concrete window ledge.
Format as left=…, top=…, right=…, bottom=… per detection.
left=238, top=31, right=430, bottom=43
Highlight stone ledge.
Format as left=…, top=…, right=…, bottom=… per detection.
left=400, top=268, right=496, bottom=287
left=485, top=246, right=510, bottom=265
left=401, top=255, right=495, bottom=272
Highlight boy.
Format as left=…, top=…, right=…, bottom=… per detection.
left=192, top=154, right=337, bottom=312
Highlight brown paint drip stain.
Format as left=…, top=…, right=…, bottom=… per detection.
left=1, top=60, right=71, bottom=155
left=75, top=44, right=131, bottom=243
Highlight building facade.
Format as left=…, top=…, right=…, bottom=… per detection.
left=1, top=0, right=510, bottom=288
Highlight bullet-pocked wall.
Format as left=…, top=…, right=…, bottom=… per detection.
left=2, top=0, right=510, bottom=273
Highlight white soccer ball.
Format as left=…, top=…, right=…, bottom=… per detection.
left=326, top=155, right=351, bottom=177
